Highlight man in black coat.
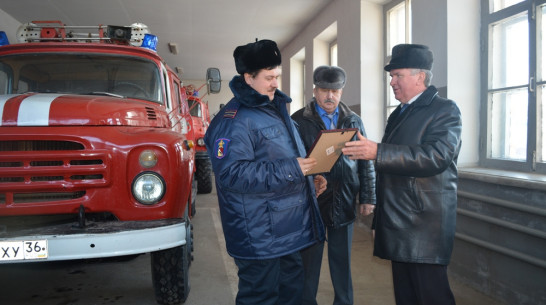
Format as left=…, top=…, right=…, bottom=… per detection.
left=343, top=44, right=462, bottom=305
left=292, top=66, right=376, bottom=305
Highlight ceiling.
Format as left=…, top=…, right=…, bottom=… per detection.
left=0, top=0, right=334, bottom=80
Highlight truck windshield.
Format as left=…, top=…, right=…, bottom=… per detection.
left=0, top=53, right=163, bottom=103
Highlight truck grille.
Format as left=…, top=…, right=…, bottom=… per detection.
left=0, top=140, right=84, bottom=151
left=0, top=140, right=110, bottom=204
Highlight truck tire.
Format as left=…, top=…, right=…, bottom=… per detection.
left=151, top=208, right=193, bottom=304
left=191, top=176, right=197, bottom=217
left=151, top=244, right=190, bottom=304
left=196, top=158, right=212, bottom=194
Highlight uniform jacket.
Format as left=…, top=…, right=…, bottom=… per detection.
left=291, top=100, right=376, bottom=228
left=373, top=85, right=462, bottom=265
left=204, top=75, right=325, bottom=260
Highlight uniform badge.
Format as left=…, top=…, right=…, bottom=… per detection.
left=214, top=138, right=230, bottom=159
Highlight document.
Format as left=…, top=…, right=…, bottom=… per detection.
left=306, top=128, right=358, bottom=175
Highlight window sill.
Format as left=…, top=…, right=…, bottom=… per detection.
left=459, top=167, right=546, bottom=192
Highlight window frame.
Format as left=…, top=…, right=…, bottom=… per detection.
left=480, top=0, right=546, bottom=173
left=384, top=0, right=412, bottom=122
left=330, top=40, right=338, bottom=66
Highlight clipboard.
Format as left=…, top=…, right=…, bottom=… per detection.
left=305, top=128, right=358, bottom=175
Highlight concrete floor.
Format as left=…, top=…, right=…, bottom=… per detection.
left=0, top=184, right=506, bottom=305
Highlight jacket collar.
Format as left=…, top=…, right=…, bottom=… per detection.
left=389, top=85, right=439, bottom=120
left=302, top=98, right=354, bottom=121
left=229, top=75, right=291, bottom=108
left=410, top=85, right=438, bottom=108
left=384, top=85, right=439, bottom=138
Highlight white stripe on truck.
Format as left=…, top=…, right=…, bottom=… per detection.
left=17, top=94, right=64, bottom=126
left=0, top=94, right=19, bottom=126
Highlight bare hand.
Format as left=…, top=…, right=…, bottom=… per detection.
left=313, top=175, right=327, bottom=197
left=342, top=132, right=378, bottom=160
left=359, top=203, right=375, bottom=216
left=297, top=157, right=317, bottom=176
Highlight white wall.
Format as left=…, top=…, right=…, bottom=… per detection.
left=360, top=1, right=384, bottom=142
left=412, top=0, right=480, bottom=167
left=0, top=8, right=21, bottom=43
left=281, top=0, right=385, bottom=141
left=447, top=0, right=480, bottom=166
left=412, top=0, right=448, bottom=88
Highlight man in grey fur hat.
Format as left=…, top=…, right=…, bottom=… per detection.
left=343, top=44, right=462, bottom=305
left=291, top=65, right=376, bottom=305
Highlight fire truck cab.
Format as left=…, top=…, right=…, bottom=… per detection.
left=0, top=21, right=217, bottom=304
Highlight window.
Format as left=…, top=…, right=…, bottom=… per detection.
left=481, top=0, right=546, bottom=172
left=173, top=80, right=182, bottom=114
left=0, top=63, right=10, bottom=93
left=492, top=0, right=525, bottom=12
left=384, top=0, right=411, bottom=119
left=290, top=48, right=305, bottom=114
left=188, top=98, right=202, bottom=117
left=330, top=42, right=338, bottom=66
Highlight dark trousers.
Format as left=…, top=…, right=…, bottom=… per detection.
left=391, top=261, right=456, bottom=305
left=301, top=223, right=354, bottom=305
left=234, top=252, right=304, bottom=305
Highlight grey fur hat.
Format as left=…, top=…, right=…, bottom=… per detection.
left=233, top=39, right=281, bottom=74
left=313, top=66, right=346, bottom=89
left=384, top=44, right=433, bottom=71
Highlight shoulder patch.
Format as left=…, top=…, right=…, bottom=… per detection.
left=214, top=138, right=231, bottom=159
left=223, top=102, right=240, bottom=118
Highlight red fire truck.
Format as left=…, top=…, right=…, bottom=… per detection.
left=184, top=80, right=217, bottom=196
left=0, top=21, right=220, bottom=304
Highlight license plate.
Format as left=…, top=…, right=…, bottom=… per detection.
left=0, top=240, right=48, bottom=261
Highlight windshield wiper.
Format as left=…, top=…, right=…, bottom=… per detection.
left=88, top=92, right=124, bottom=98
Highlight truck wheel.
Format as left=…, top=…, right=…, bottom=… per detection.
left=151, top=244, right=190, bottom=304
left=196, top=158, right=212, bottom=194
left=151, top=211, right=192, bottom=304
left=191, top=177, right=197, bottom=217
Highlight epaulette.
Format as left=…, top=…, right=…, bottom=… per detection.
left=223, top=101, right=240, bottom=119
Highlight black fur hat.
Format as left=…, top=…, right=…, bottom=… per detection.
left=313, top=66, right=346, bottom=89
left=233, top=39, right=281, bottom=74
left=384, top=44, right=433, bottom=71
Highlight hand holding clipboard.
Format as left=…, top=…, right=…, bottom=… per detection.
left=305, top=128, right=358, bottom=175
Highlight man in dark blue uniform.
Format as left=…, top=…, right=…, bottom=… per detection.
left=205, top=39, right=326, bottom=305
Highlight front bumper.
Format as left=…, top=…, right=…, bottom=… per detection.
left=0, top=219, right=186, bottom=263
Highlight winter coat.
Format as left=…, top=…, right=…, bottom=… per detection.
left=373, top=85, right=462, bottom=265
left=204, top=75, right=325, bottom=260
left=291, top=100, right=376, bottom=228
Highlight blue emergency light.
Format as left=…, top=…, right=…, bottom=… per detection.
left=141, top=34, right=158, bottom=51
left=0, top=31, right=9, bottom=46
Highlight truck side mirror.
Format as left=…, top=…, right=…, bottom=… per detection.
left=206, top=68, right=221, bottom=94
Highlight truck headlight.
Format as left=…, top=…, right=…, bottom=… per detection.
left=132, top=172, right=165, bottom=204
